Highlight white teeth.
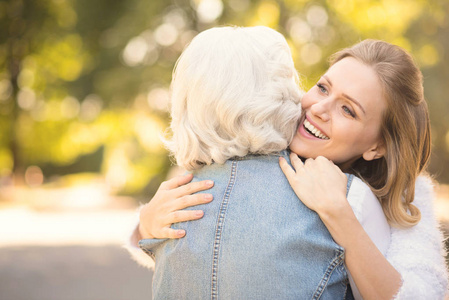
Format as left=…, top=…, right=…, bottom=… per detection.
left=303, top=119, right=329, bottom=140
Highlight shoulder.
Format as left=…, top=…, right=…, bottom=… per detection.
left=346, top=176, right=383, bottom=224
left=346, top=176, right=368, bottom=221
left=346, top=176, right=391, bottom=254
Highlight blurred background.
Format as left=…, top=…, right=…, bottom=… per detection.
left=1, top=0, right=448, bottom=299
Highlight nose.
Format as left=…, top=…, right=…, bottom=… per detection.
left=310, top=98, right=331, bottom=122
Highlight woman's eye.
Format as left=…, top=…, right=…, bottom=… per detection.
left=316, top=83, right=328, bottom=94
left=342, top=106, right=356, bottom=118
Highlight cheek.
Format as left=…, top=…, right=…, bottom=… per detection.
left=300, top=93, right=314, bottom=109
left=333, top=123, right=367, bottom=148
left=360, top=119, right=382, bottom=140
left=344, top=125, right=380, bottom=152
left=289, top=135, right=301, bottom=151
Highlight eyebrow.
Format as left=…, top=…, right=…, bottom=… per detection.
left=322, top=75, right=366, bottom=115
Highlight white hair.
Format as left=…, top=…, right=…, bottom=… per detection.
left=165, top=26, right=303, bottom=171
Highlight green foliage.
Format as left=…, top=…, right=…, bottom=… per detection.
left=2, top=0, right=449, bottom=197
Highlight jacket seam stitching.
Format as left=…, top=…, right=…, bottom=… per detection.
left=138, top=243, right=156, bottom=261
left=211, top=160, right=238, bottom=300
left=312, top=249, right=345, bottom=299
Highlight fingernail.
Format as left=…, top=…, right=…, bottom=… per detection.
left=195, top=211, right=204, bottom=217
left=204, top=194, right=213, bottom=201
left=205, top=180, right=214, bottom=187
left=177, top=230, right=185, bottom=237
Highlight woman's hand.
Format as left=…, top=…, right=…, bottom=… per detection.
left=138, top=173, right=214, bottom=239
left=279, top=153, right=349, bottom=219
left=281, top=153, right=403, bottom=299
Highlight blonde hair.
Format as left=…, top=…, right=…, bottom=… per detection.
left=331, top=40, right=431, bottom=227
left=165, top=26, right=302, bottom=171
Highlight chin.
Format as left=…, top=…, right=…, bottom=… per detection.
left=289, top=145, right=310, bottom=158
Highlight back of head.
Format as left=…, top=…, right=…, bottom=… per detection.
left=166, top=26, right=302, bottom=170
left=331, top=39, right=431, bottom=227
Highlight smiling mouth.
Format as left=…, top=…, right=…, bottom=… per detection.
left=303, top=119, right=329, bottom=140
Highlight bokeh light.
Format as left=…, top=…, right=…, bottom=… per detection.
left=25, top=166, right=44, bottom=187
left=0, top=79, right=12, bottom=101
left=306, top=5, right=328, bottom=27
left=196, top=0, right=224, bottom=23
left=80, top=94, right=103, bottom=122
left=60, top=96, right=80, bottom=119
left=122, top=36, right=149, bottom=66
left=288, top=17, right=312, bottom=45
left=147, top=87, right=170, bottom=112
left=17, top=88, right=36, bottom=110
left=154, top=23, right=179, bottom=46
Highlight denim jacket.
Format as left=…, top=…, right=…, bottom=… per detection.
left=139, top=151, right=353, bottom=299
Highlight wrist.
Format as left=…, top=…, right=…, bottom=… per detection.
left=318, top=199, right=359, bottom=248
left=316, top=194, right=351, bottom=222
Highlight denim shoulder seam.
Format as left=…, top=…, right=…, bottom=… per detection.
left=210, top=160, right=238, bottom=300
left=138, top=242, right=156, bottom=261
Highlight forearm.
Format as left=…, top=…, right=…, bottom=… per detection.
left=320, top=205, right=402, bottom=300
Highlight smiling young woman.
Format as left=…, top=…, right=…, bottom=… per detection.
left=280, top=40, right=438, bottom=299
left=328, top=40, right=431, bottom=228
left=289, top=56, right=386, bottom=171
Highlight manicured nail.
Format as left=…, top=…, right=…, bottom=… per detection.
left=204, top=194, right=213, bottom=201
left=205, top=180, right=214, bottom=187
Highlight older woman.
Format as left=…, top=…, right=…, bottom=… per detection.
left=141, top=25, right=357, bottom=299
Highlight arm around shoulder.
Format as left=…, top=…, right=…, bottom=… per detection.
left=386, top=175, right=449, bottom=299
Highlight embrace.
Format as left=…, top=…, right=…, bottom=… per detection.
left=126, top=26, right=448, bottom=299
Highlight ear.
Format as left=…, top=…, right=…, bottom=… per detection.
left=362, top=141, right=386, bottom=161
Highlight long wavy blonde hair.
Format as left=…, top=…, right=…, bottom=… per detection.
left=331, top=40, right=431, bottom=227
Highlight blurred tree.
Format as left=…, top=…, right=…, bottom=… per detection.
left=1, top=0, right=448, bottom=197
left=0, top=0, right=175, bottom=194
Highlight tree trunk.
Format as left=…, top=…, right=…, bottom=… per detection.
left=8, top=0, right=26, bottom=185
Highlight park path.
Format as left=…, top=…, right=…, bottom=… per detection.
left=0, top=208, right=154, bottom=300
left=0, top=245, right=153, bottom=300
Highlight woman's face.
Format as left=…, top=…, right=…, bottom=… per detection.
left=289, top=57, right=387, bottom=171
